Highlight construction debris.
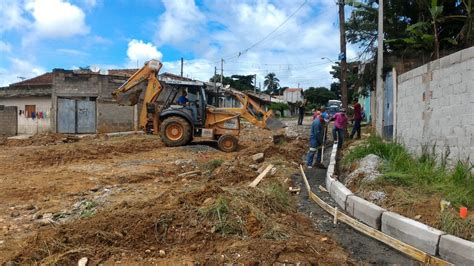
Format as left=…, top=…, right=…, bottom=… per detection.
left=249, top=164, right=274, bottom=187
left=252, top=153, right=265, bottom=163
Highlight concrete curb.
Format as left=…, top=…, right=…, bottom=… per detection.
left=324, top=142, right=474, bottom=264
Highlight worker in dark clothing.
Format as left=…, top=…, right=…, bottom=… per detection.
left=350, top=98, right=362, bottom=139
left=306, top=115, right=326, bottom=169
left=297, top=100, right=306, bottom=125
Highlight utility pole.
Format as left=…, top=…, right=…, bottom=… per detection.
left=254, top=74, right=257, bottom=93
left=180, top=57, right=183, bottom=77
left=338, top=0, right=348, bottom=109
left=214, top=66, right=218, bottom=106
left=376, top=0, right=384, bottom=130
left=220, top=58, right=224, bottom=86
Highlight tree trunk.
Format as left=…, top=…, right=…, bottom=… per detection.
left=433, top=21, right=440, bottom=59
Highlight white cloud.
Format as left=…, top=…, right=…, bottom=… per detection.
left=0, top=0, right=29, bottom=32
left=126, top=39, right=163, bottom=68
left=155, top=0, right=205, bottom=46
left=25, top=0, right=90, bottom=38
left=151, top=0, right=355, bottom=89
left=0, top=57, right=46, bottom=86
left=0, top=41, right=12, bottom=53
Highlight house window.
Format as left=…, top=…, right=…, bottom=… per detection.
left=25, top=105, right=36, bottom=118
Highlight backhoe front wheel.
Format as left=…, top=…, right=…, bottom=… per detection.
left=217, top=134, right=238, bottom=152
left=160, top=116, right=192, bottom=147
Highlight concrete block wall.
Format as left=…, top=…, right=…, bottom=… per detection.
left=396, top=46, right=474, bottom=164
left=0, top=97, right=52, bottom=134
left=0, top=105, right=17, bottom=136
left=52, top=70, right=137, bottom=133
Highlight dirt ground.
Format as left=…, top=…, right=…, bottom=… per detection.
left=0, top=124, right=354, bottom=264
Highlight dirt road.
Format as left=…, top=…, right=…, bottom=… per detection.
left=0, top=119, right=413, bottom=264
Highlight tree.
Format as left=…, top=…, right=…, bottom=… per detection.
left=264, top=73, right=280, bottom=94
left=304, top=87, right=337, bottom=107
left=330, top=61, right=360, bottom=101
left=268, top=102, right=289, bottom=117
left=209, top=74, right=255, bottom=91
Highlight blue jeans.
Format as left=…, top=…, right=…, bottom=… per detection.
left=351, top=119, right=361, bottom=139
left=333, top=127, right=344, bottom=148
left=306, top=144, right=322, bottom=166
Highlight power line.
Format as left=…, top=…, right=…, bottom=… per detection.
left=212, top=0, right=309, bottom=63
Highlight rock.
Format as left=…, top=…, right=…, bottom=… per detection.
left=249, top=164, right=259, bottom=170
left=32, top=213, right=43, bottom=220
left=345, top=154, right=383, bottom=186
left=159, top=250, right=166, bottom=257
left=252, top=153, right=265, bottom=163
left=174, top=159, right=193, bottom=166
left=23, top=204, right=36, bottom=211
left=43, top=213, right=53, bottom=219
left=145, top=249, right=151, bottom=253
left=10, top=211, right=20, bottom=218
left=35, top=218, right=52, bottom=226
left=202, top=197, right=214, bottom=206
left=368, top=191, right=387, bottom=202
left=78, top=257, right=88, bottom=266
left=414, top=215, right=422, bottom=220
left=270, top=167, right=277, bottom=176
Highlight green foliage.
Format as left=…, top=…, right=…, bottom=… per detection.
left=344, top=137, right=474, bottom=208
left=268, top=102, right=289, bottom=117
left=201, top=196, right=241, bottom=235
left=265, top=182, right=289, bottom=208
left=206, top=159, right=224, bottom=172
left=304, top=87, right=337, bottom=107
left=209, top=74, right=255, bottom=91
left=80, top=200, right=98, bottom=218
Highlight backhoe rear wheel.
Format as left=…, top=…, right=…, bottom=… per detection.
left=217, top=134, right=238, bottom=152
left=160, top=116, right=192, bottom=147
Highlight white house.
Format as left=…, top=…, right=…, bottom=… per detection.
left=0, top=73, right=53, bottom=135
left=283, top=88, right=304, bottom=103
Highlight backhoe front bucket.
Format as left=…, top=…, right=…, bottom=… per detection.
left=265, top=117, right=286, bottom=130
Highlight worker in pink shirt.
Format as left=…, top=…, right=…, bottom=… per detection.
left=333, top=108, right=348, bottom=149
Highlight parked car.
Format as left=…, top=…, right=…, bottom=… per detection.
left=327, top=105, right=339, bottom=117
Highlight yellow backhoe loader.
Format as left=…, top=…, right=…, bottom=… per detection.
left=112, top=59, right=285, bottom=152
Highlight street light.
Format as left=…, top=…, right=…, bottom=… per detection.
left=321, top=57, right=335, bottom=63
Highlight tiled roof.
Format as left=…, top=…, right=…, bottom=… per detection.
left=108, top=69, right=138, bottom=77
left=9, top=73, right=53, bottom=87
left=285, top=88, right=303, bottom=92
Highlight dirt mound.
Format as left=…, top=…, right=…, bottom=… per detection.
left=5, top=182, right=350, bottom=265
left=2, top=133, right=70, bottom=147
left=19, top=137, right=164, bottom=166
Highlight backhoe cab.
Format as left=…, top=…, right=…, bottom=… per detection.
left=112, top=59, right=285, bottom=152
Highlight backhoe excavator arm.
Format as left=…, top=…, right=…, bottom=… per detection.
left=112, top=60, right=163, bottom=132
left=219, top=90, right=286, bottom=130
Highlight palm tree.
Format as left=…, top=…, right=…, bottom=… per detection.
left=264, top=73, right=280, bottom=94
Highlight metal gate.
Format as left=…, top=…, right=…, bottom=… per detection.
left=383, top=71, right=394, bottom=139
left=77, top=100, right=96, bottom=133
left=57, top=98, right=96, bottom=134
left=57, top=98, right=76, bottom=133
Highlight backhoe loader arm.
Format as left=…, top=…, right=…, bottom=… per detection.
left=112, top=59, right=163, bottom=131
left=222, top=90, right=286, bottom=130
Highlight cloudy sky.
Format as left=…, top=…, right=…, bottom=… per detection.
left=0, top=0, right=356, bottom=89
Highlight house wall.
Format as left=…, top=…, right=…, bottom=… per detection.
left=283, top=90, right=303, bottom=103
left=52, top=70, right=137, bottom=133
left=0, top=97, right=52, bottom=134
left=375, top=80, right=384, bottom=136
left=396, top=47, right=474, bottom=164
left=0, top=105, right=18, bottom=136
left=358, top=89, right=372, bottom=123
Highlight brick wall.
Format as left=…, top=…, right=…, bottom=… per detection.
left=396, top=47, right=474, bottom=164
left=0, top=105, right=18, bottom=136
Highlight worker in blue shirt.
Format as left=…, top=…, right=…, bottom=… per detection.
left=176, top=91, right=189, bottom=105
left=306, top=115, right=326, bottom=169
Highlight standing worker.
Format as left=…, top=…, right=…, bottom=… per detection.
left=350, top=98, right=362, bottom=139
left=306, top=115, right=326, bottom=169
left=333, top=108, right=348, bottom=149
left=297, top=100, right=306, bottom=125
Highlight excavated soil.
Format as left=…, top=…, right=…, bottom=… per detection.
left=0, top=126, right=353, bottom=264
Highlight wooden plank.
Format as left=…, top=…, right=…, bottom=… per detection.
left=299, top=165, right=311, bottom=192
left=299, top=167, right=452, bottom=266
left=249, top=164, right=274, bottom=187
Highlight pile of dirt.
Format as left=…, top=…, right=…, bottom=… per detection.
left=18, top=137, right=164, bottom=166
left=2, top=133, right=70, bottom=147
left=5, top=181, right=351, bottom=264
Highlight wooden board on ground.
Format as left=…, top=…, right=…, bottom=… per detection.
left=249, top=164, right=274, bottom=187
left=299, top=166, right=452, bottom=266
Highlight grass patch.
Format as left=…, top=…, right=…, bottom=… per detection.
left=200, top=196, right=242, bottom=235
left=80, top=200, right=98, bottom=218
left=438, top=211, right=474, bottom=241
left=344, top=136, right=474, bottom=208
left=264, top=182, right=289, bottom=209
left=206, top=159, right=224, bottom=172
